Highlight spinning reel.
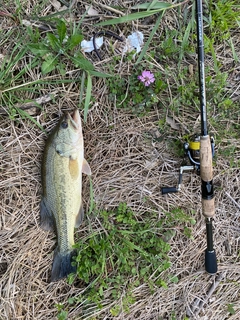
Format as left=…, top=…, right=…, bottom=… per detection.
left=162, top=135, right=215, bottom=195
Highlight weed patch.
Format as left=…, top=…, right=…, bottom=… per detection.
left=62, top=204, right=197, bottom=318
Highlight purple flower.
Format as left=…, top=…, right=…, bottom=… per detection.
left=138, top=70, right=155, bottom=86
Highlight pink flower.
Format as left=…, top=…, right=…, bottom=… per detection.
left=138, top=70, right=155, bottom=86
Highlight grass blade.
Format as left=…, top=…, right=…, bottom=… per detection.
left=147, top=0, right=163, bottom=11
left=95, top=8, right=168, bottom=26
left=135, top=11, right=165, bottom=64
left=84, top=72, right=92, bottom=122
left=89, top=70, right=112, bottom=78
left=178, top=18, right=193, bottom=63
left=132, top=1, right=170, bottom=10
left=79, top=71, right=86, bottom=108
left=96, top=1, right=186, bottom=26
left=228, top=37, right=239, bottom=62
left=16, top=107, right=45, bottom=132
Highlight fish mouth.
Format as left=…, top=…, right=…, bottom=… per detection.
left=67, top=109, right=81, bottom=131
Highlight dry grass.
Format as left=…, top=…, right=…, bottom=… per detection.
left=1, top=0, right=240, bottom=319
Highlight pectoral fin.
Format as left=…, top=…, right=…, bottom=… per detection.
left=82, top=158, right=91, bottom=175
left=40, top=197, right=55, bottom=231
left=75, top=204, right=84, bottom=228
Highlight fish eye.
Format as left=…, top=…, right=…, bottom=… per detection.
left=61, top=121, right=68, bottom=129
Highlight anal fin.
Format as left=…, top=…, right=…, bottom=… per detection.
left=75, top=203, right=84, bottom=228
left=40, top=197, right=55, bottom=231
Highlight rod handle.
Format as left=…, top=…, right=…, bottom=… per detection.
left=200, top=135, right=213, bottom=182
left=161, top=187, right=178, bottom=195
left=205, top=249, right=217, bottom=274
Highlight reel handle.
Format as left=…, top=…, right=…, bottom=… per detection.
left=161, top=187, right=178, bottom=194
left=161, top=165, right=194, bottom=195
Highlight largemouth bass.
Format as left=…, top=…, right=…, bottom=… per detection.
left=40, top=109, right=91, bottom=282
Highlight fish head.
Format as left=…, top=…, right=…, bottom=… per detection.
left=54, top=109, right=84, bottom=158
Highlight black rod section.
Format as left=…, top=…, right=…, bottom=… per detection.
left=196, top=0, right=208, bottom=136
left=205, top=218, right=217, bottom=274
left=206, top=218, right=214, bottom=251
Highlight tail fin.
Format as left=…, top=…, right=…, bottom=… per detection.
left=51, top=248, right=77, bottom=282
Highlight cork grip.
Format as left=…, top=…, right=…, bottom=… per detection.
left=200, top=136, right=213, bottom=182
left=202, top=198, right=215, bottom=217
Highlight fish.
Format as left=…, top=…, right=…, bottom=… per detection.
left=40, top=109, right=91, bottom=282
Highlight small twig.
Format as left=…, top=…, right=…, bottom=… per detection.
left=0, top=10, right=12, bottom=17
left=0, top=9, right=17, bottom=21
left=57, top=0, right=76, bottom=8
left=93, top=2, right=125, bottom=16
left=187, top=272, right=226, bottom=317
left=22, top=19, right=52, bottom=31
left=225, top=192, right=240, bottom=210
left=0, top=91, right=59, bottom=115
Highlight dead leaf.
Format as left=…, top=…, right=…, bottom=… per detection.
left=166, top=115, right=180, bottom=130
left=188, top=64, right=194, bottom=77
left=51, top=0, right=61, bottom=10
left=86, top=5, right=99, bottom=16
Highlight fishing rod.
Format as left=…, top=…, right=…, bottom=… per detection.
left=161, top=0, right=217, bottom=274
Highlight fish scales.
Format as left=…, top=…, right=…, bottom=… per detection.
left=49, top=154, right=80, bottom=250
left=40, top=109, right=91, bottom=281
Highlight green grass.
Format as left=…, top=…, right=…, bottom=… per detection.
left=1, top=0, right=238, bottom=124
left=106, top=62, right=166, bottom=114
left=0, top=29, right=44, bottom=124
left=207, top=0, right=240, bottom=62
left=0, top=14, right=109, bottom=121
left=61, top=204, right=196, bottom=318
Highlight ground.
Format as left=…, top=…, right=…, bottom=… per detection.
left=0, top=1, right=240, bottom=319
